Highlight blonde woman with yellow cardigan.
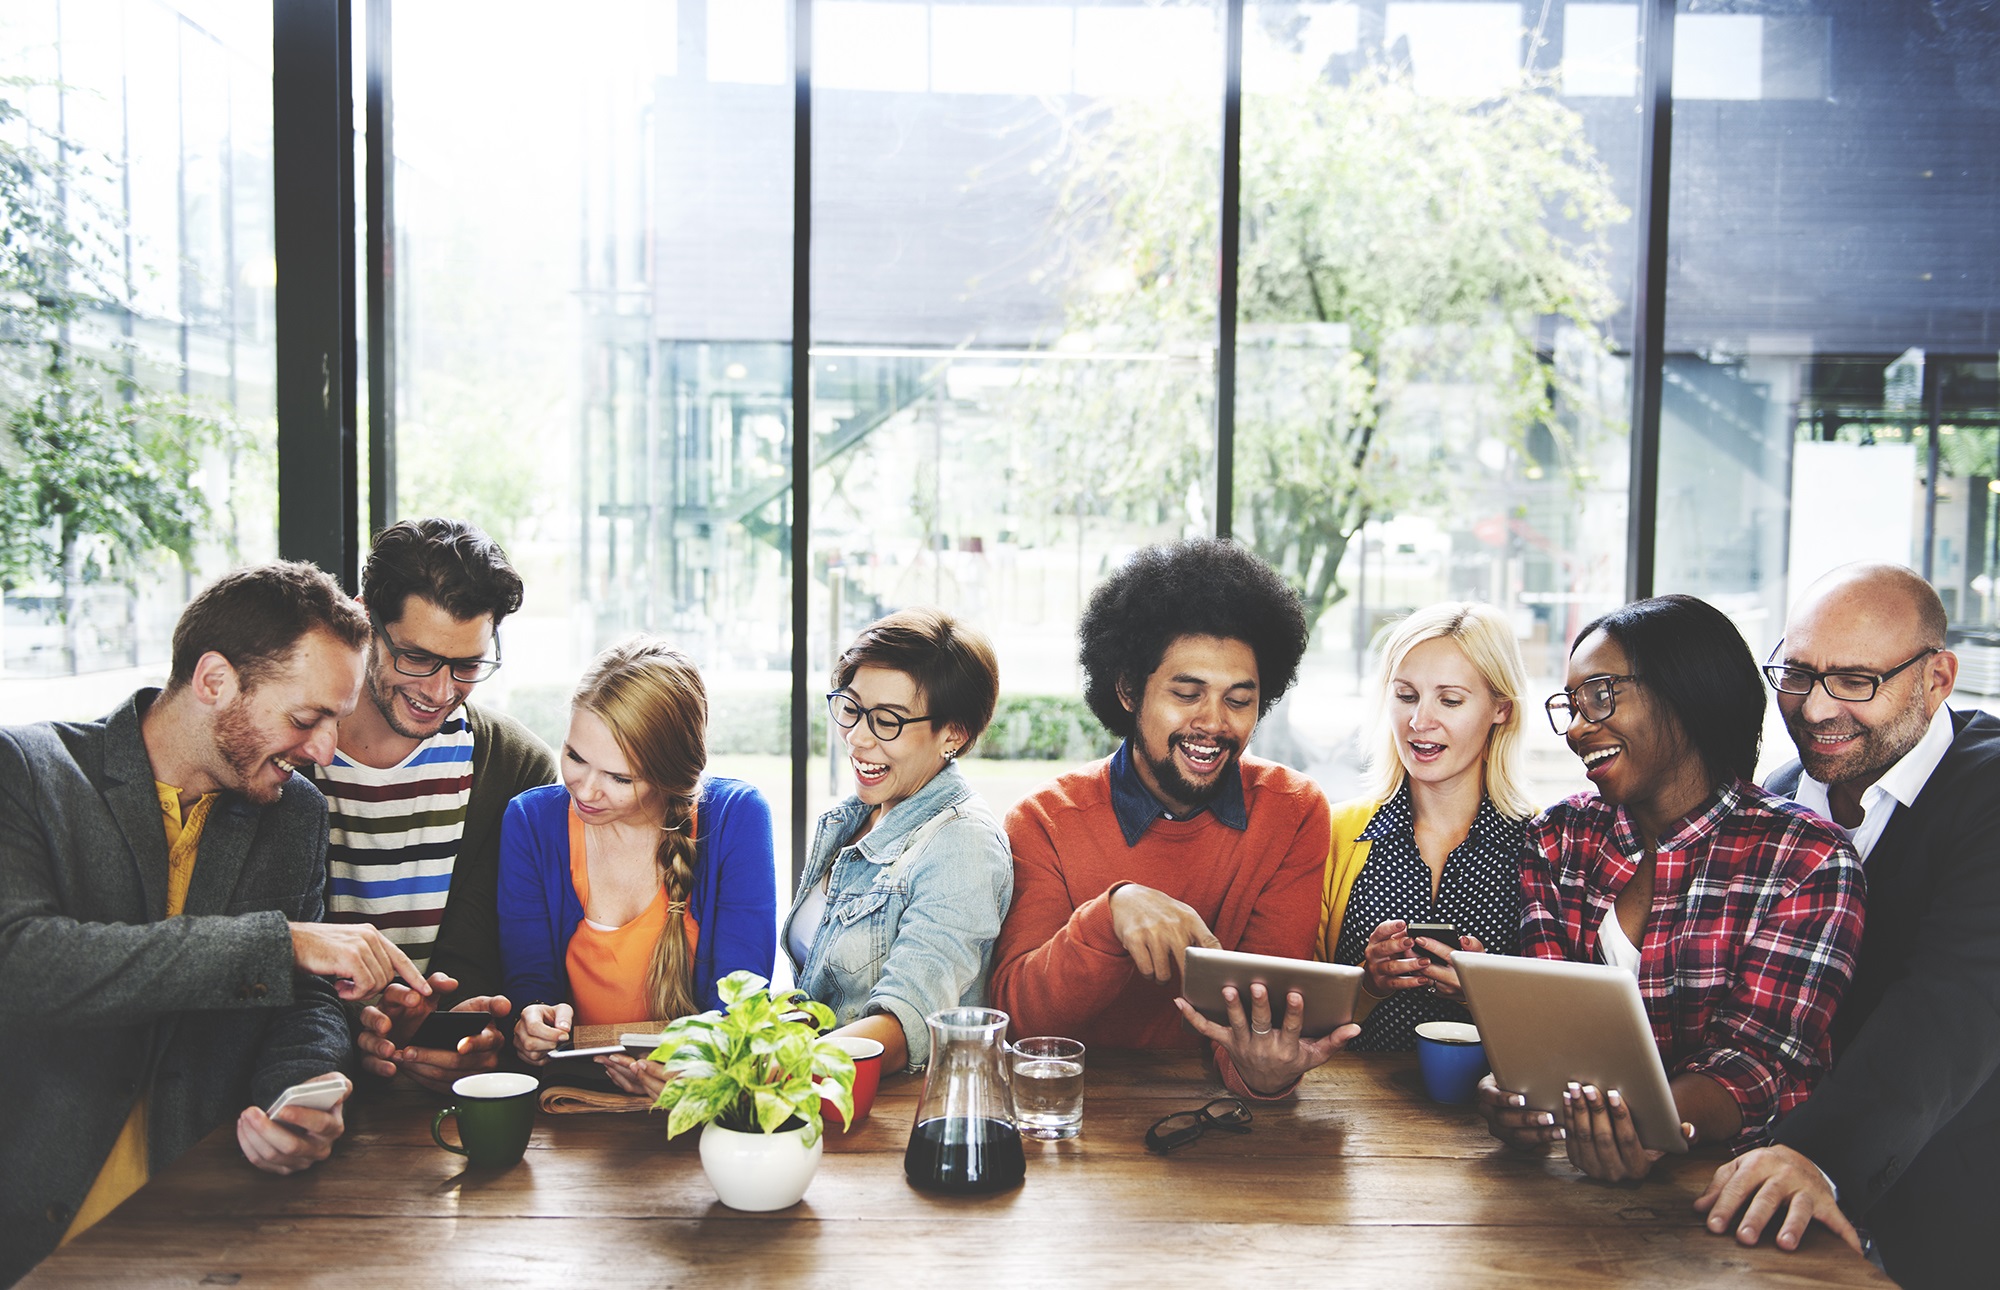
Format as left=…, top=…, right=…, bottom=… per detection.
left=1319, top=603, right=1534, bottom=1050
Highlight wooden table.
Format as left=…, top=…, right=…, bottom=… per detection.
left=28, top=1052, right=1890, bottom=1287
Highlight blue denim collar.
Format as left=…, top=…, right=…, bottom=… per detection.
left=1107, top=739, right=1249, bottom=848
left=823, top=759, right=978, bottom=866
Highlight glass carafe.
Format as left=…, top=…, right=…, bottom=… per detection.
left=903, top=1007, right=1026, bottom=1193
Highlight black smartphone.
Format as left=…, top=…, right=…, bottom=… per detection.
left=407, top=1009, right=495, bottom=1051
left=1405, top=922, right=1460, bottom=963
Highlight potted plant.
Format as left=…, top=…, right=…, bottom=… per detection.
left=647, top=970, right=858, bottom=1211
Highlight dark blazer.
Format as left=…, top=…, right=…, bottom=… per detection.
left=0, top=691, right=350, bottom=1286
left=1768, top=707, right=2000, bottom=1290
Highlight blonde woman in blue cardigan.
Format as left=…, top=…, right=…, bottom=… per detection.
left=1318, top=603, right=1535, bottom=1050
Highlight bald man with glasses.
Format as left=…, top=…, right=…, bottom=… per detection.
left=1696, top=562, right=2000, bottom=1289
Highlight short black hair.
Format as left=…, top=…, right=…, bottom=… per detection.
left=362, top=517, right=524, bottom=628
left=168, top=561, right=370, bottom=693
left=1573, top=594, right=1764, bottom=786
left=832, top=608, right=1001, bottom=754
left=1078, top=538, right=1309, bottom=738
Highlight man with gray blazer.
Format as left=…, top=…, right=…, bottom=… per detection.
left=1696, top=563, right=2000, bottom=1289
left=0, top=562, right=428, bottom=1285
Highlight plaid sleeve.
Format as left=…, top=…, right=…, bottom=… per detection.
left=1675, top=824, right=1865, bottom=1146
left=1518, top=806, right=1576, bottom=963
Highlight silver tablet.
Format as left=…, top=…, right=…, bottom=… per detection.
left=1180, top=946, right=1364, bottom=1040
left=1455, top=953, right=1687, bottom=1154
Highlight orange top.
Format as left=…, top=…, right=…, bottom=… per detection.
left=563, top=805, right=700, bottom=1027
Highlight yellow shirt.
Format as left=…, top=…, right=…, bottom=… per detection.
left=62, top=782, right=214, bottom=1243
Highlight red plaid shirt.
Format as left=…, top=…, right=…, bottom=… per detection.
left=1521, top=776, right=1864, bottom=1147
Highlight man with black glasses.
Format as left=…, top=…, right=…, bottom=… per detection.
left=326, top=519, right=555, bottom=1092
left=1697, top=562, right=2000, bottom=1289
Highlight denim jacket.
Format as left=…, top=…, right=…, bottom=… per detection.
left=782, top=761, right=1012, bottom=1071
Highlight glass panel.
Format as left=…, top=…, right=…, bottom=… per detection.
left=0, top=0, right=277, bottom=721
left=391, top=2, right=797, bottom=840
left=1657, top=0, right=2000, bottom=750
left=1236, top=1, right=1641, bottom=806
left=809, top=0, right=1224, bottom=825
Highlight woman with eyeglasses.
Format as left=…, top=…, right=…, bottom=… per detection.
left=498, top=638, right=776, bottom=1095
left=1316, top=603, right=1532, bottom=1049
left=781, top=609, right=1012, bottom=1075
left=1475, top=595, right=1864, bottom=1182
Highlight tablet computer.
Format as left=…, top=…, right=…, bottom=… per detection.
left=1180, top=947, right=1364, bottom=1040
left=1455, top=954, right=1686, bottom=1154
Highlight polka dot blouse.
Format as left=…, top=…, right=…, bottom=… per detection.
left=1330, top=785, right=1526, bottom=1051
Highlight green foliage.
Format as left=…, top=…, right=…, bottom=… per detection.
left=0, top=79, right=234, bottom=630
left=1, top=365, right=228, bottom=591
left=972, top=693, right=1119, bottom=761
left=1024, top=61, right=1628, bottom=634
left=647, top=970, right=857, bottom=1145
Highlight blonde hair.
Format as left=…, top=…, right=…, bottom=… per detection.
left=1361, top=602, right=1533, bottom=820
left=572, top=637, right=708, bottom=1022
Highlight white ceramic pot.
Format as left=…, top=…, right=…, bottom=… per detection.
left=697, top=1121, right=823, bottom=1211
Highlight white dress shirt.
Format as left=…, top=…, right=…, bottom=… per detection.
left=1792, top=702, right=1956, bottom=862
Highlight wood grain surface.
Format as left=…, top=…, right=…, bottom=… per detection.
left=26, top=1051, right=1891, bottom=1288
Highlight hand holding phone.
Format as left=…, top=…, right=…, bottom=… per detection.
left=1406, top=922, right=1461, bottom=964
left=407, top=1009, right=497, bottom=1052
left=265, top=1072, right=349, bottom=1125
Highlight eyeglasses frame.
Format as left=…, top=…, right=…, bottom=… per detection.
left=1544, top=673, right=1643, bottom=735
left=370, top=612, right=503, bottom=683
left=1144, top=1097, right=1253, bottom=1153
left=825, top=691, right=939, bottom=742
left=1761, top=640, right=1940, bottom=704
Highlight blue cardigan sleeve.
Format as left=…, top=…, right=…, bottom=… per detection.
left=497, top=788, right=572, bottom=1009
left=693, top=779, right=777, bottom=1011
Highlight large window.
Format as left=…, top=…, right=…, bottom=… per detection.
left=1656, top=0, right=2000, bottom=755
left=388, top=1, right=795, bottom=823
left=808, top=0, right=1223, bottom=825
left=1236, top=2, right=1643, bottom=805
left=0, top=0, right=276, bottom=720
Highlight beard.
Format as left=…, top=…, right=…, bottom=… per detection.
left=1139, top=730, right=1244, bottom=812
left=1787, top=682, right=1932, bottom=789
left=366, top=657, right=459, bottom=740
left=214, top=697, right=286, bottom=805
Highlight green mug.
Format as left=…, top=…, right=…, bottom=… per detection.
left=431, top=1071, right=539, bottom=1168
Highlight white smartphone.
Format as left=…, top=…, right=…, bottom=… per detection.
left=546, top=1044, right=626, bottom=1060
left=266, top=1073, right=347, bottom=1121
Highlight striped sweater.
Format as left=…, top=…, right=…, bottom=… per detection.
left=321, top=715, right=477, bottom=973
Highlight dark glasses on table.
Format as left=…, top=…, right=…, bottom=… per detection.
left=1144, top=1098, right=1252, bottom=1153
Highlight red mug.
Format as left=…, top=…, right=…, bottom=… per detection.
left=821, top=1035, right=886, bottom=1128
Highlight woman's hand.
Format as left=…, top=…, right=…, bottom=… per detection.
left=598, top=1052, right=672, bottom=1100
left=1416, top=933, right=1484, bottom=1001
left=1173, top=983, right=1358, bottom=1097
left=513, top=1002, right=573, bottom=1065
left=1476, top=1072, right=1564, bottom=1151
left=1561, top=1082, right=1696, bottom=1182
left=1361, top=919, right=1431, bottom=996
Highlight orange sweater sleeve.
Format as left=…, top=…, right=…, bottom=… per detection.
left=989, top=789, right=1138, bottom=1039
left=1234, top=783, right=1330, bottom=959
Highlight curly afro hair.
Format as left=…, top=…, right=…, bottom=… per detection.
left=1079, top=538, right=1309, bottom=738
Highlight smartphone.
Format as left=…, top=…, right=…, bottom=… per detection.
left=1405, top=922, right=1460, bottom=963
left=547, top=1043, right=625, bottom=1060
left=408, top=1009, right=496, bottom=1051
left=265, top=1073, right=347, bottom=1128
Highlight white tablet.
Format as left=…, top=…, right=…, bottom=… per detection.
left=1181, top=946, right=1364, bottom=1040
left=1455, top=954, right=1687, bottom=1154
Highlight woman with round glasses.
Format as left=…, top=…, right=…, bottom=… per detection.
left=781, top=608, right=1012, bottom=1074
left=1316, top=602, right=1533, bottom=1049
left=498, top=638, right=776, bottom=1094
left=1476, top=595, right=1864, bottom=1182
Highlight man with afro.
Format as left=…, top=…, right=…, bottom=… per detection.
left=990, top=538, right=1355, bottom=1098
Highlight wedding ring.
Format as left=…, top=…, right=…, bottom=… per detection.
left=1250, top=1025, right=1272, bottom=1035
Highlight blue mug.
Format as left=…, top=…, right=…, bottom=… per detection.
left=1414, top=1021, right=1487, bottom=1105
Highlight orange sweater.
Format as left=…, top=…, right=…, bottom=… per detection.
left=992, top=754, right=1330, bottom=1049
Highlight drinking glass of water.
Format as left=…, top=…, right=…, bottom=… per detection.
left=1010, top=1036, right=1086, bottom=1140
